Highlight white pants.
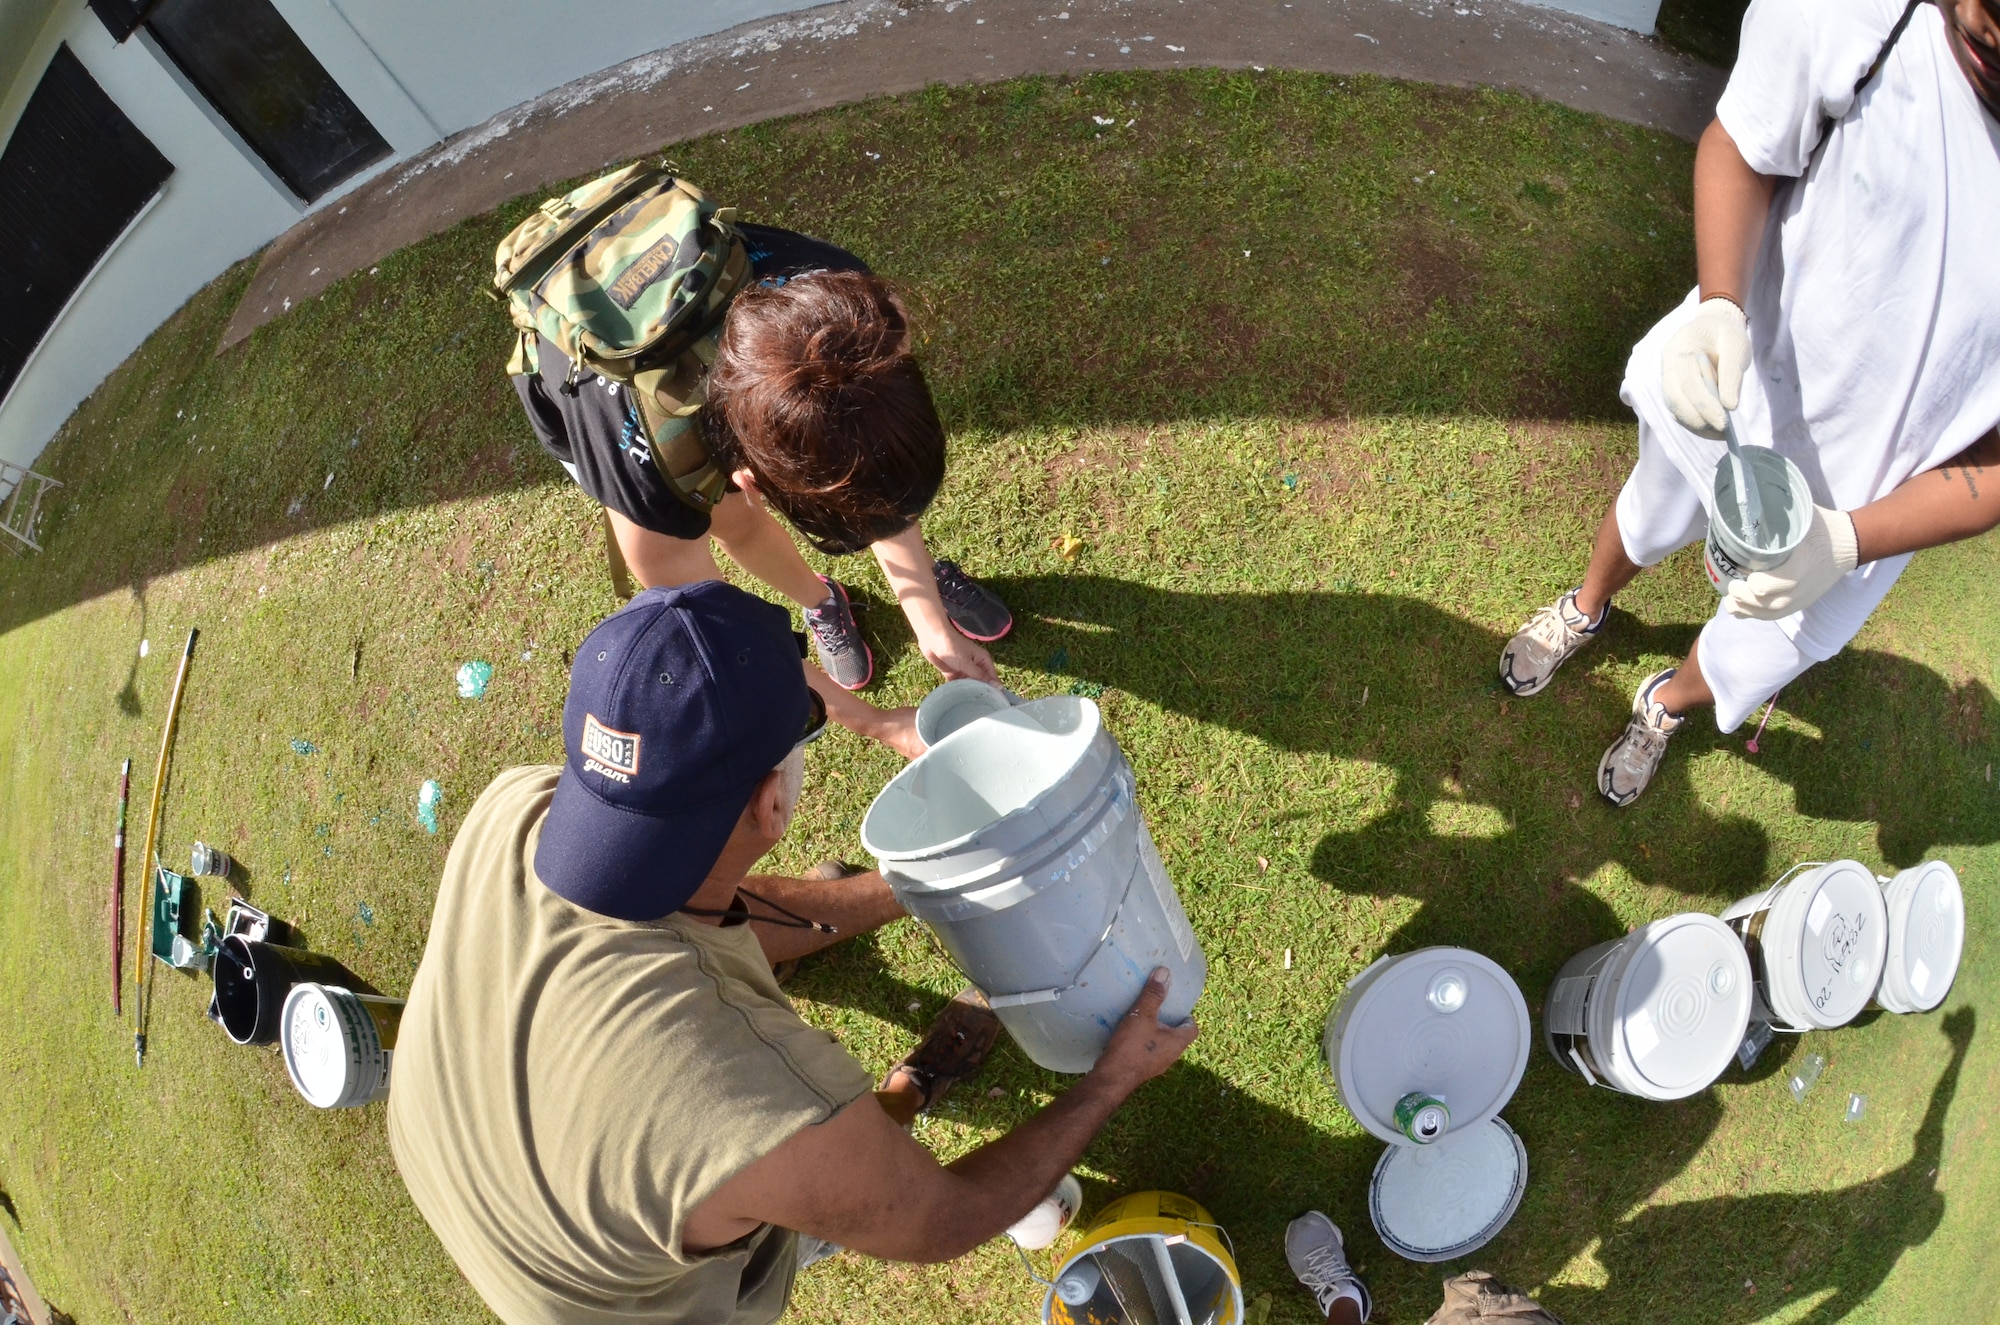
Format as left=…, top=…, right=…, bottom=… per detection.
left=1612, top=416, right=1911, bottom=732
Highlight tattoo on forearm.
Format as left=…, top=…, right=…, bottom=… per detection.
left=1941, top=465, right=1983, bottom=499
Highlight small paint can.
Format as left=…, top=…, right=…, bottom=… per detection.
left=1393, top=1092, right=1450, bottom=1144
left=1704, top=445, right=1813, bottom=594
left=281, top=983, right=404, bottom=1109
left=1008, top=1173, right=1084, bottom=1250
left=189, top=840, right=233, bottom=879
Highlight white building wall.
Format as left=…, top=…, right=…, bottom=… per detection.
left=0, top=0, right=823, bottom=470
left=317, top=0, right=809, bottom=139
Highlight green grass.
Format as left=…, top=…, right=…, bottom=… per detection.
left=0, top=70, right=1994, bottom=1325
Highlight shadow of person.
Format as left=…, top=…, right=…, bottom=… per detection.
left=116, top=580, right=150, bottom=718
left=1731, top=654, right=2000, bottom=867
left=1541, top=1007, right=1973, bottom=1325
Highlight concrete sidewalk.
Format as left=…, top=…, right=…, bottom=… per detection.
left=0, top=1222, right=49, bottom=1325
left=220, top=0, right=1724, bottom=351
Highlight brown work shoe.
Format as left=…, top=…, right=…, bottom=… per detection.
left=882, top=988, right=1001, bottom=1113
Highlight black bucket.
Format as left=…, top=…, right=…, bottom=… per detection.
left=213, top=937, right=350, bottom=1045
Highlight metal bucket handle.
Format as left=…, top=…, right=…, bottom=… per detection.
left=1738, top=861, right=1827, bottom=1036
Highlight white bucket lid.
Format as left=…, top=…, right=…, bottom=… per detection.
left=1369, top=1117, right=1527, bottom=1263
left=1727, top=861, right=1889, bottom=1030
left=281, top=983, right=386, bottom=1108
left=1327, top=948, right=1530, bottom=1146
left=1602, top=914, right=1753, bottom=1099
left=1880, top=861, right=1964, bottom=1013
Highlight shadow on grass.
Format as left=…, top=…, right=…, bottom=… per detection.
left=992, top=575, right=1999, bottom=911
left=1548, top=1008, right=1973, bottom=1325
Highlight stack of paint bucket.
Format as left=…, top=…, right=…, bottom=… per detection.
left=1545, top=860, right=1965, bottom=1099
left=863, top=685, right=1205, bottom=1074
left=1322, top=948, right=1532, bottom=1262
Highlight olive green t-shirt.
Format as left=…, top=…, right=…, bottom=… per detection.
left=388, top=765, right=873, bottom=1325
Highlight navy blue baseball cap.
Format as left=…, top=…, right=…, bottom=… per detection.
left=534, top=580, right=813, bottom=921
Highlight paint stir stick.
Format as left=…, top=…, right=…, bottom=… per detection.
left=1723, top=412, right=1766, bottom=548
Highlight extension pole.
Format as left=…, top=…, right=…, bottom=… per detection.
left=132, top=628, right=198, bottom=1067
left=112, top=759, right=131, bottom=1014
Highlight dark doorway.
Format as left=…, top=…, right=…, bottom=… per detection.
left=144, top=0, right=390, bottom=202
left=0, top=45, right=174, bottom=404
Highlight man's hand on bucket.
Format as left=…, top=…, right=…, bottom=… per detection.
left=1093, top=968, right=1200, bottom=1090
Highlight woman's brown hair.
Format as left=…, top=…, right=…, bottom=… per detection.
left=703, top=271, right=945, bottom=554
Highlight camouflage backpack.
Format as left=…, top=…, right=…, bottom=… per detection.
left=492, top=163, right=753, bottom=512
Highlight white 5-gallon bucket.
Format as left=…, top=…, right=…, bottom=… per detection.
left=1718, top=861, right=1888, bottom=1032
left=1323, top=948, right=1531, bottom=1146
left=862, top=695, right=1204, bottom=1073
left=281, top=983, right=402, bottom=1108
left=1875, top=861, right=1965, bottom=1014
left=1544, top=914, right=1752, bottom=1100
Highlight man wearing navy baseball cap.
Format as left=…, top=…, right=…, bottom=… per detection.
left=389, top=580, right=1196, bottom=1325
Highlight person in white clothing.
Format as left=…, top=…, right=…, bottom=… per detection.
left=1499, top=0, right=2000, bottom=806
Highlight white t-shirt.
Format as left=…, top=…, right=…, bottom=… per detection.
left=1621, top=0, right=2000, bottom=657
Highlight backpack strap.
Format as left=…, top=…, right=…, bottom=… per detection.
left=1814, top=0, right=1929, bottom=158
left=493, top=167, right=672, bottom=302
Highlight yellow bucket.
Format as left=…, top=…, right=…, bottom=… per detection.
left=1043, top=1191, right=1243, bottom=1325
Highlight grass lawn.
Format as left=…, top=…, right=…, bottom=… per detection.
left=2, top=70, right=1995, bottom=1325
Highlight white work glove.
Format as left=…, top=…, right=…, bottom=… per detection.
left=1722, top=505, right=1859, bottom=620
left=1662, top=296, right=1752, bottom=439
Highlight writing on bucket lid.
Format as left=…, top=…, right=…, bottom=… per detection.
left=1326, top=947, right=1530, bottom=1146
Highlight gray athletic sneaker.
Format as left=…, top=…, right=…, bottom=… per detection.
left=1285, top=1212, right=1372, bottom=1322
left=1499, top=588, right=1606, bottom=697
left=1598, top=668, right=1684, bottom=807
left=804, top=577, right=873, bottom=691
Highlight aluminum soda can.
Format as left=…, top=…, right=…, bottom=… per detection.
left=1393, top=1091, right=1450, bottom=1144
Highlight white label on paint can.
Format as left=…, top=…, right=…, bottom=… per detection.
left=1910, top=959, right=1931, bottom=999
left=1137, top=824, right=1196, bottom=961
left=1545, top=976, right=1592, bottom=1036
left=1624, top=1006, right=1660, bottom=1062
left=1806, top=889, right=1834, bottom=936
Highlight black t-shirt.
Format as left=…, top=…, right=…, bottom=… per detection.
left=512, top=224, right=870, bottom=539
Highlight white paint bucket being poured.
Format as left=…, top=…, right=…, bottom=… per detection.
left=1323, top=947, right=1531, bottom=1145
left=862, top=694, right=1204, bottom=1074
left=1544, top=913, right=1752, bottom=1100
left=1875, top=861, right=1965, bottom=1014
left=280, top=983, right=403, bottom=1108
left=1718, top=861, right=1889, bottom=1032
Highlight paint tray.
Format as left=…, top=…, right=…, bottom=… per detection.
left=149, top=866, right=209, bottom=972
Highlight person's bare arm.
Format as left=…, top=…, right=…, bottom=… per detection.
left=1852, top=427, right=2000, bottom=563
left=1693, top=118, right=1776, bottom=306
left=683, top=969, right=1198, bottom=1261
left=872, top=524, right=999, bottom=684
left=733, top=869, right=906, bottom=965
